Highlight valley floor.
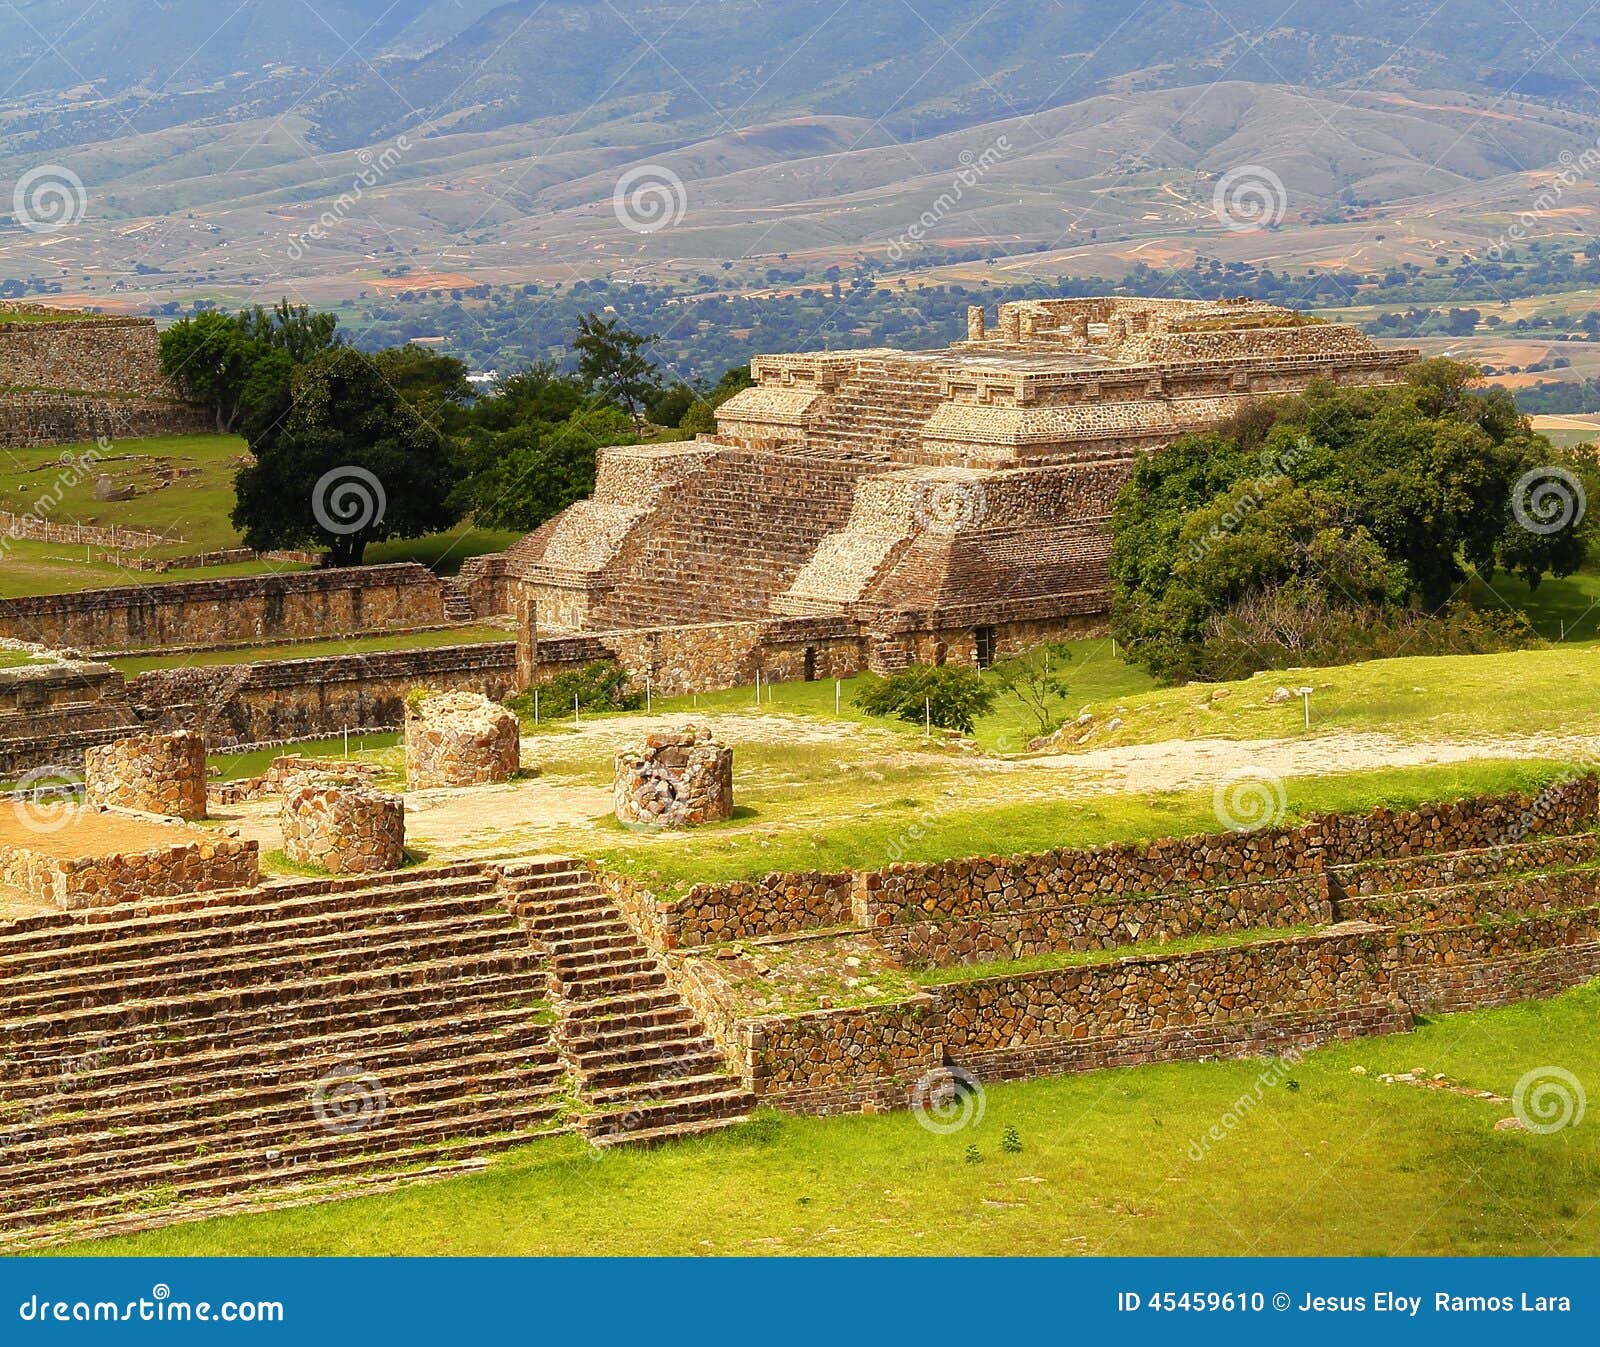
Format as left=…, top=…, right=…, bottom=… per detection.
left=62, top=983, right=1600, bottom=1257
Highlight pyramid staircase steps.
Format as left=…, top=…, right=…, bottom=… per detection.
left=0, top=862, right=569, bottom=1247
left=503, top=858, right=754, bottom=1149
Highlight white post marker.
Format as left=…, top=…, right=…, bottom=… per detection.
left=755, top=669, right=761, bottom=705
left=835, top=679, right=841, bottom=715
left=1297, top=686, right=1313, bottom=730
left=534, top=689, right=540, bottom=725
left=574, top=694, right=580, bottom=727
left=343, top=726, right=349, bottom=758
left=925, top=697, right=931, bottom=739
left=646, top=676, right=652, bottom=713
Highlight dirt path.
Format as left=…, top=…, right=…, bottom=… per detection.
left=1021, top=730, right=1600, bottom=796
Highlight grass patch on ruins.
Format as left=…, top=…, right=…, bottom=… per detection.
left=207, top=733, right=401, bottom=781
left=1054, top=641, right=1600, bottom=753
left=107, top=625, right=514, bottom=675
left=66, top=980, right=1600, bottom=1256
left=587, top=757, right=1567, bottom=896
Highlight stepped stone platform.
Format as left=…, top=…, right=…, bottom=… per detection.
left=480, top=297, right=1418, bottom=692
left=0, top=802, right=257, bottom=910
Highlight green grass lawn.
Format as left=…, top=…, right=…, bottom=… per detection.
left=207, top=732, right=401, bottom=781
left=590, top=757, right=1567, bottom=896
left=63, top=981, right=1600, bottom=1256
left=647, top=637, right=1157, bottom=753
left=109, top=624, right=514, bottom=675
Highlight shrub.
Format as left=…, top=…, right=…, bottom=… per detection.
left=510, top=660, right=643, bottom=716
left=855, top=665, right=996, bottom=735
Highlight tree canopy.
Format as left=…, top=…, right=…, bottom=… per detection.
left=1109, top=361, right=1594, bottom=682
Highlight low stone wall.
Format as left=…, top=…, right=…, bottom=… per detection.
left=0, top=563, right=448, bottom=654
left=525, top=616, right=864, bottom=698
left=405, top=691, right=519, bottom=789
left=0, top=315, right=173, bottom=397
left=875, top=874, right=1330, bottom=968
left=129, top=642, right=517, bottom=748
left=614, top=727, right=733, bottom=828
left=281, top=778, right=405, bottom=874
left=1329, top=834, right=1598, bottom=898
left=0, top=392, right=210, bottom=450
left=208, top=754, right=381, bottom=805
left=83, top=730, right=207, bottom=819
left=0, top=820, right=258, bottom=911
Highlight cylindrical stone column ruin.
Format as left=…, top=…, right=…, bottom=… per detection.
left=614, top=726, right=733, bottom=828
left=83, top=730, right=208, bottom=819
left=281, top=777, right=405, bottom=874
left=966, top=305, right=986, bottom=341
left=405, top=690, right=521, bottom=789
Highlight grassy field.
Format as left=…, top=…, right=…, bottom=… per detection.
left=1045, top=642, right=1600, bottom=754
left=207, top=732, right=401, bottom=781
left=109, top=624, right=514, bottom=675
left=0, top=433, right=519, bottom=596
left=64, top=981, right=1600, bottom=1257
left=586, top=757, right=1565, bottom=896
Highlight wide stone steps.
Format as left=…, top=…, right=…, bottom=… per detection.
left=1, top=920, right=526, bottom=1017
left=0, top=1008, right=554, bottom=1107
left=0, top=1055, right=565, bottom=1175
left=0, top=1100, right=569, bottom=1235
left=0, top=860, right=575, bottom=1244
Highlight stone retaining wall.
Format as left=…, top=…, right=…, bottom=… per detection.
left=0, top=315, right=172, bottom=396
left=0, top=563, right=447, bottom=653
left=281, top=778, right=405, bottom=874
left=84, top=730, right=208, bottom=819
left=209, top=754, right=382, bottom=805
left=0, top=820, right=258, bottom=911
left=129, top=642, right=516, bottom=747
left=405, top=691, right=519, bottom=789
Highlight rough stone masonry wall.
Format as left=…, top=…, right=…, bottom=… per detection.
left=0, top=391, right=211, bottom=449
left=405, top=690, right=520, bottom=789
left=0, top=317, right=174, bottom=397
left=0, top=825, right=258, bottom=911
left=83, top=730, right=208, bottom=819
left=0, top=563, right=448, bottom=653
left=281, top=778, right=405, bottom=874
left=129, top=642, right=516, bottom=748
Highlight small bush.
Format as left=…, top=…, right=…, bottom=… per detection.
left=510, top=660, right=644, bottom=716
left=855, top=664, right=996, bottom=735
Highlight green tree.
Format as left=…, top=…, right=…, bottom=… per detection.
left=856, top=665, right=996, bottom=735
left=450, top=406, right=634, bottom=531
left=572, top=312, right=660, bottom=431
left=233, top=348, right=462, bottom=568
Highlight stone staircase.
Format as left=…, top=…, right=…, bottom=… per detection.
left=0, top=862, right=567, bottom=1248
left=441, top=579, right=476, bottom=622
left=588, top=449, right=870, bottom=628
left=805, top=358, right=947, bottom=459
left=501, top=858, right=754, bottom=1148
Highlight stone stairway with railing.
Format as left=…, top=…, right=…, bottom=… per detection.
left=500, top=857, right=754, bottom=1147
left=0, top=861, right=568, bottom=1249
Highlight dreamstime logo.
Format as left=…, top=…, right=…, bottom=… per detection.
left=1212, top=771, right=1287, bottom=833
left=11, top=767, right=78, bottom=835
left=1511, top=466, right=1586, bottom=536
left=911, top=1065, right=986, bottom=1134
left=886, top=136, right=1011, bottom=260
left=1186, top=1047, right=1303, bottom=1161
left=311, top=1065, right=388, bottom=1134
left=612, top=164, right=688, bottom=234
left=1512, top=1066, right=1585, bottom=1134
left=1211, top=164, right=1287, bottom=232
left=911, top=478, right=986, bottom=534
left=12, top=164, right=87, bottom=233
left=311, top=465, right=386, bottom=536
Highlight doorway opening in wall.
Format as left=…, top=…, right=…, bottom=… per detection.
left=974, top=626, right=997, bottom=669
left=803, top=646, right=817, bottom=681
left=932, top=640, right=948, bottom=667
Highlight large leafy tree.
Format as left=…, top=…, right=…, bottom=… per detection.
left=233, top=348, right=463, bottom=568
left=1110, top=360, right=1594, bottom=681
left=572, top=312, right=661, bottom=431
